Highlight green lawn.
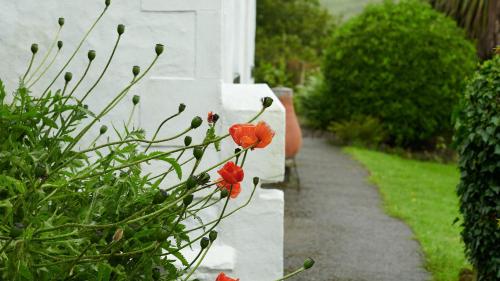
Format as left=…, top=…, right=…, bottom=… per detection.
left=320, top=0, right=382, bottom=19
left=344, top=147, right=470, bottom=281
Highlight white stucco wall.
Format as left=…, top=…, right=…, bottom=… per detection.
left=0, top=0, right=285, bottom=280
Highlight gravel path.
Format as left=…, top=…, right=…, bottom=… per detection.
left=283, top=137, right=431, bottom=281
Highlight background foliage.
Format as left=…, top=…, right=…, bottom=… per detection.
left=300, top=0, right=477, bottom=149
left=255, top=0, right=334, bottom=88
left=455, top=55, right=500, bottom=280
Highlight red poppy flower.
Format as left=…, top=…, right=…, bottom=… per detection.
left=216, top=272, right=239, bottom=281
left=217, top=162, right=244, bottom=185
left=229, top=121, right=274, bottom=149
left=216, top=180, right=241, bottom=198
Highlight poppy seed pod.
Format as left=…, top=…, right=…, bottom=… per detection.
left=200, top=237, right=210, bottom=249
left=190, top=116, right=202, bottom=129
left=253, top=177, right=260, bottom=186
left=88, top=50, right=96, bottom=61
left=178, top=103, right=186, bottom=113
left=132, top=95, right=140, bottom=105
left=155, top=44, right=164, bottom=56
left=220, top=189, right=229, bottom=199
left=132, top=65, right=140, bottom=77
left=193, top=147, right=204, bottom=160
left=197, top=172, right=210, bottom=185
left=184, top=136, right=192, bottom=146
left=183, top=194, right=194, bottom=206
left=209, top=230, right=218, bottom=242
left=31, top=43, right=38, bottom=54
left=152, top=190, right=168, bottom=204
left=64, top=72, right=73, bottom=82
left=105, top=0, right=111, bottom=7
left=303, top=258, right=315, bottom=269
left=58, top=17, right=65, bottom=26
left=117, top=24, right=125, bottom=35
left=261, top=97, right=273, bottom=108
left=99, top=125, right=108, bottom=135
left=186, top=176, right=197, bottom=190
left=57, top=40, right=63, bottom=50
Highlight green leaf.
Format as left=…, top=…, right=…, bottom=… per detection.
left=97, top=263, right=112, bottom=281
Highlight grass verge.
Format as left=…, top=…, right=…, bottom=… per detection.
left=344, top=147, right=470, bottom=281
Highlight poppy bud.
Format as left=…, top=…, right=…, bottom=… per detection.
left=303, top=257, right=315, bottom=269
left=31, top=43, right=39, bottom=54
left=105, top=0, right=111, bottom=7
left=112, top=228, right=124, bottom=242
left=197, top=172, right=210, bottom=185
left=100, top=125, right=108, bottom=135
left=88, top=50, right=96, bottom=61
left=253, top=177, right=260, bottom=186
left=58, top=17, right=65, bottom=26
left=178, top=103, right=186, bottom=113
left=212, top=113, right=219, bottom=123
left=153, top=190, right=168, bottom=204
left=184, top=136, right=192, bottom=146
left=183, top=194, right=194, bottom=206
left=220, top=189, right=229, bottom=199
left=64, top=72, right=73, bottom=82
left=155, top=44, right=164, bottom=56
left=132, top=65, right=140, bottom=77
left=57, top=40, right=63, bottom=50
left=200, top=237, right=210, bottom=249
left=117, top=24, right=125, bottom=35
left=193, top=147, right=204, bottom=160
left=132, top=95, right=140, bottom=105
left=209, top=230, right=218, bottom=242
left=186, top=176, right=197, bottom=189
left=261, top=97, right=273, bottom=108
left=190, top=116, right=202, bottom=129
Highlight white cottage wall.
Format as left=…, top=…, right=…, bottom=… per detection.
left=0, top=0, right=284, bottom=280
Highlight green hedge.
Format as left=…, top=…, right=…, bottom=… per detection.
left=306, top=0, right=477, bottom=148
left=455, top=55, right=500, bottom=280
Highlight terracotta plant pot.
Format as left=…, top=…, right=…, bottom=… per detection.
left=273, top=87, right=303, bottom=159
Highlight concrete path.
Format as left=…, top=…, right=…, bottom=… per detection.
left=283, top=137, right=431, bottom=281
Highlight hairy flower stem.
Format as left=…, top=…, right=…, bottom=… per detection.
left=274, top=267, right=308, bottom=281
left=26, top=26, right=62, bottom=84
left=22, top=53, right=36, bottom=83
left=144, top=112, right=183, bottom=152
left=27, top=48, right=61, bottom=88
left=182, top=242, right=212, bottom=281
left=39, top=6, right=109, bottom=101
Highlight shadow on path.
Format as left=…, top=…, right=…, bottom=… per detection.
left=283, top=137, right=430, bottom=281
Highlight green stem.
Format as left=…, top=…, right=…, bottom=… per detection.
left=144, top=112, right=182, bottom=152
left=22, top=53, right=36, bottom=83
left=28, top=48, right=61, bottom=88
left=182, top=242, right=212, bottom=281
left=26, top=26, right=62, bottom=84
left=273, top=267, right=307, bottom=281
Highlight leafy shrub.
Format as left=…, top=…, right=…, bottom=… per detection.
left=255, top=0, right=335, bottom=87
left=455, top=55, right=500, bottom=280
left=313, top=0, right=477, bottom=148
left=295, top=72, right=326, bottom=124
left=0, top=2, right=304, bottom=280
left=328, top=116, right=387, bottom=147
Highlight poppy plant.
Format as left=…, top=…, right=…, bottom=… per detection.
left=216, top=272, right=239, bottom=281
left=229, top=121, right=274, bottom=149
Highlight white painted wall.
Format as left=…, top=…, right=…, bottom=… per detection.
left=0, top=0, right=285, bottom=280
